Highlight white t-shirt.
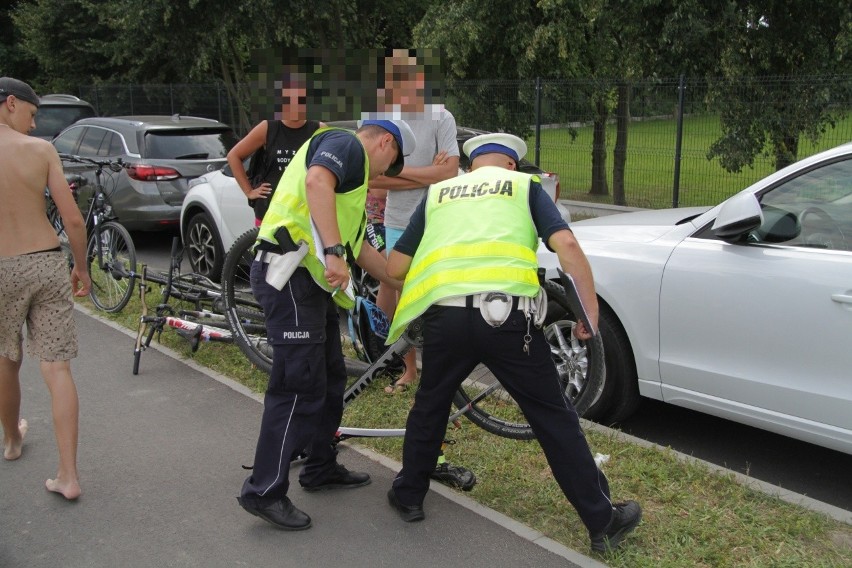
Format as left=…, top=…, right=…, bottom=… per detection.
left=384, top=105, right=459, bottom=230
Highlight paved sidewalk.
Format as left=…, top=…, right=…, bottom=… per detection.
left=1, top=308, right=607, bottom=568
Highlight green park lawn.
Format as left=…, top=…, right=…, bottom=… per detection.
left=534, top=113, right=852, bottom=208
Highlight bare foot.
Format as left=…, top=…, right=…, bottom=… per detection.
left=45, top=476, right=81, bottom=500
left=384, top=377, right=416, bottom=394
left=3, top=418, right=28, bottom=460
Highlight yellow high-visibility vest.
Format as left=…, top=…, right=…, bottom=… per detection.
left=387, top=166, right=541, bottom=343
left=257, top=127, right=368, bottom=309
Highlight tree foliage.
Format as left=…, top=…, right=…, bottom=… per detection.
left=706, top=1, right=852, bottom=171
left=413, top=0, right=543, bottom=136
left=11, top=0, right=429, bottom=130
left=7, top=0, right=851, bottom=189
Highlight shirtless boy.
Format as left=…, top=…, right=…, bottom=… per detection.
left=0, top=77, right=91, bottom=500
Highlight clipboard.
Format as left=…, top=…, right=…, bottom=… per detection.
left=556, top=268, right=597, bottom=337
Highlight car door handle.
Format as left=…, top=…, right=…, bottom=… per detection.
left=831, top=293, right=852, bottom=305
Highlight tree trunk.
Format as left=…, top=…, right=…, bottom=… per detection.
left=589, top=98, right=609, bottom=196
left=774, top=132, right=799, bottom=171
left=613, top=82, right=630, bottom=206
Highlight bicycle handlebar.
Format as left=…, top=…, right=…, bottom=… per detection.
left=58, top=153, right=125, bottom=173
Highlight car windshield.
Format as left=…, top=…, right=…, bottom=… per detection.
left=144, top=129, right=238, bottom=160
left=32, top=106, right=96, bottom=138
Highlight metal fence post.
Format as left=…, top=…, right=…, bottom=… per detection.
left=217, top=82, right=222, bottom=123
left=170, top=84, right=175, bottom=115
left=672, top=75, right=685, bottom=208
left=534, top=77, right=542, bottom=166
left=129, top=84, right=134, bottom=115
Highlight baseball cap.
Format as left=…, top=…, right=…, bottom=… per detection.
left=0, top=77, right=40, bottom=108
left=463, top=132, right=527, bottom=164
left=358, top=118, right=415, bottom=177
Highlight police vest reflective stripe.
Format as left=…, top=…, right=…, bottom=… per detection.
left=386, top=166, right=541, bottom=343
left=257, top=127, right=368, bottom=309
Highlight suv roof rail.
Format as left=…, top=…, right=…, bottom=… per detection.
left=40, top=94, right=83, bottom=102
left=169, top=114, right=219, bottom=123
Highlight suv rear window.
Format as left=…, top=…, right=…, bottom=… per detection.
left=32, top=105, right=97, bottom=139
left=144, top=129, right=238, bottom=160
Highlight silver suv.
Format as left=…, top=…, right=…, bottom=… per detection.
left=53, top=115, right=238, bottom=231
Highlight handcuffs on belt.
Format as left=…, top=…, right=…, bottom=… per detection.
left=478, top=288, right=547, bottom=356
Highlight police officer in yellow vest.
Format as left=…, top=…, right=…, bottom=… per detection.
left=384, top=133, right=642, bottom=553
left=238, top=119, right=415, bottom=531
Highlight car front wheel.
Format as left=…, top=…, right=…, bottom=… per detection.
left=597, top=307, right=641, bottom=424
left=186, top=212, right=224, bottom=281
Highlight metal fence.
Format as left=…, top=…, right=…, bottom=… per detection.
left=78, top=76, right=852, bottom=209
left=78, top=83, right=242, bottom=132
left=445, top=76, right=852, bottom=208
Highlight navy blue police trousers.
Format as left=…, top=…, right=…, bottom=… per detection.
left=391, top=303, right=615, bottom=535
left=240, top=263, right=347, bottom=503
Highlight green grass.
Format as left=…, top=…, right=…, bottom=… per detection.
left=536, top=113, right=852, bottom=208
left=80, top=288, right=852, bottom=567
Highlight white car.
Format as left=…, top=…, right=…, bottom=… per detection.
left=181, top=164, right=254, bottom=280
left=550, top=143, right=852, bottom=455
left=180, top=124, right=568, bottom=281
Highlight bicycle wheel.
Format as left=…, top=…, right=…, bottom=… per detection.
left=223, top=228, right=381, bottom=378
left=222, top=228, right=271, bottom=370
left=87, top=221, right=137, bottom=313
left=452, top=279, right=606, bottom=440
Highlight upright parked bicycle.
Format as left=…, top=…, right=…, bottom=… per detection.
left=53, top=154, right=137, bottom=313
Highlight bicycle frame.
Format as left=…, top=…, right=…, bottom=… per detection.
left=133, top=264, right=233, bottom=374
left=58, top=154, right=123, bottom=271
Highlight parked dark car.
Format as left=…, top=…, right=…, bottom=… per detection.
left=32, top=94, right=97, bottom=140
left=53, top=115, right=238, bottom=231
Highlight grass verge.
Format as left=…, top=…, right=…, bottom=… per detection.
left=82, top=287, right=852, bottom=567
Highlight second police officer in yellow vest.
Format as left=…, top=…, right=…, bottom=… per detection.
left=384, top=132, right=642, bottom=553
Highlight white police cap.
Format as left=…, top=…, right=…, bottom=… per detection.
left=463, top=132, right=527, bottom=164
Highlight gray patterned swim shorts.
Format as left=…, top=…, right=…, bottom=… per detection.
left=0, top=251, right=77, bottom=362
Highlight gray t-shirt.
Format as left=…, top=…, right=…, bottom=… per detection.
left=384, top=106, right=459, bottom=230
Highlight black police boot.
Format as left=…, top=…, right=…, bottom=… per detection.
left=430, top=462, right=477, bottom=491
left=590, top=500, right=642, bottom=553
left=300, top=463, right=371, bottom=492
left=236, top=495, right=312, bottom=530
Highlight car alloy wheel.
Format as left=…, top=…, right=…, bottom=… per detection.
left=186, top=212, right=224, bottom=281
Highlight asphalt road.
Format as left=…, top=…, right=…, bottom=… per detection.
left=2, top=311, right=595, bottom=568
left=132, top=229, right=852, bottom=516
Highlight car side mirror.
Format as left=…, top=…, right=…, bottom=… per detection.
left=712, top=192, right=763, bottom=242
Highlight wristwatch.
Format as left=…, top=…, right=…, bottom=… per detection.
left=323, top=243, right=346, bottom=257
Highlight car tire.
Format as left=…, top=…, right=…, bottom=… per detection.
left=597, top=307, right=641, bottom=424
left=541, top=278, right=610, bottom=420
left=186, top=212, right=224, bottom=282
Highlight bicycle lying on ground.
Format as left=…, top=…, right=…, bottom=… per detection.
left=132, top=237, right=237, bottom=374
left=52, top=154, right=137, bottom=313
left=219, top=228, right=605, bottom=440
